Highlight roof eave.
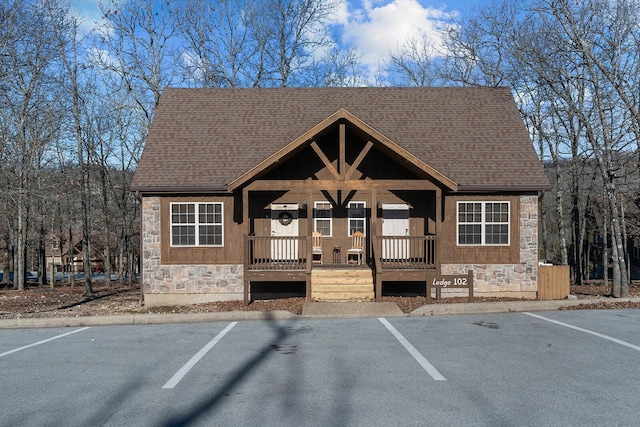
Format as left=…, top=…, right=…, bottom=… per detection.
left=456, top=184, right=552, bottom=193
left=130, top=185, right=231, bottom=195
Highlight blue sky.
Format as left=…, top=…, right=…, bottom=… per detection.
left=72, top=0, right=482, bottom=75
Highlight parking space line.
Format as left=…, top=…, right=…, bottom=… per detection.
left=162, top=321, right=238, bottom=389
left=524, top=312, right=640, bottom=352
left=378, top=318, right=446, bottom=381
left=0, top=327, right=91, bottom=359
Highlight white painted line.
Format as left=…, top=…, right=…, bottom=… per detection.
left=378, top=318, right=446, bottom=381
left=163, top=321, right=238, bottom=389
left=524, top=312, right=640, bottom=352
left=0, top=327, right=91, bottom=358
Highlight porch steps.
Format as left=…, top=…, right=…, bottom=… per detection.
left=311, top=269, right=374, bottom=301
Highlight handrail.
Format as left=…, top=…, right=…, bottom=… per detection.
left=247, top=234, right=436, bottom=271
left=247, top=235, right=308, bottom=270
left=373, top=235, right=437, bottom=270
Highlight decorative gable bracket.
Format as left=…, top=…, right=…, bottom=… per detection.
left=228, top=108, right=457, bottom=192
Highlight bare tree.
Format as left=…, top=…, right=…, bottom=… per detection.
left=1, top=0, right=61, bottom=290
left=95, top=0, right=179, bottom=122
left=46, top=0, right=97, bottom=295
left=177, top=0, right=341, bottom=88
left=177, top=0, right=259, bottom=87
left=385, top=33, right=446, bottom=87
left=441, top=0, right=638, bottom=295
left=249, top=0, right=339, bottom=87
left=304, top=44, right=366, bottom=87
left=442, top=0, right=520, bottom=87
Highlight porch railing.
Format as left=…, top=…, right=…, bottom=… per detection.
left=374, top=235, right=436, bottom=270
left=246, top=234, right=435, bottom=271
left=247, top=235, right=308, bottom=270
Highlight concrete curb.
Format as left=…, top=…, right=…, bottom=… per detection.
left=2, top=297, right=639, bottom=329
left=0, top=310, right=298, bottom=329
left=409, top=297, right=640, bottom=317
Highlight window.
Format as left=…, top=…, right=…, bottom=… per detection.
left=348, top=201, right=366, bottom=236
left=314, top=201, right=332, bottom=236
left=171, top=202, right=223, bottom=246
left=634, top=242, right=640, bottom=260
left=457, top=201, right=509, bottom=245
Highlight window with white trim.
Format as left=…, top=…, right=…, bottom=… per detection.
left=457, top=201, right=509, bottom=245
left=314, top=201, right=332, bottom=236
left=348, top=201, right=366, bottom=236
left=171, top=202, right=223, bottom=246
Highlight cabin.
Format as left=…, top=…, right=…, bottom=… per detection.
left=130, top=87, right=550, bottom=306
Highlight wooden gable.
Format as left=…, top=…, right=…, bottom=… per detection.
left=228, top=109, right=457, bottom=192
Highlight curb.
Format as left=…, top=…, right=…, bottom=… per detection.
left=2, top=297, right=639, bottom=329
left=409, top=297, right=640, bottom=316
left=0, top=310, right=298, bottom=329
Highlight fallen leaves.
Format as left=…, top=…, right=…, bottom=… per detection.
left=0, top=281, right=638, bottom=320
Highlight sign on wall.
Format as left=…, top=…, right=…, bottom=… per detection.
left=426, top=270, right=474, bottom=303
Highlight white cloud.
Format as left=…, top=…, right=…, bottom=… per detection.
left=71, top=0, right=105, bottom=34
left=341, top=0, right=453, bottom=76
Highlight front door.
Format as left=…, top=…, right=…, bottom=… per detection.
left=271, top=203, right=298, bottom=260
left=382, top=203, right=410, bottom=259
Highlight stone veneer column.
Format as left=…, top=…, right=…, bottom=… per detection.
left=441, top=195, right=539, bottom=297
left=141, top=197, right=244, bottom=305
left=142, top=197, right=161, bottom=295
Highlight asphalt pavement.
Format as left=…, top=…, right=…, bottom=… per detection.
left=2, top=310, right=639, bottom=426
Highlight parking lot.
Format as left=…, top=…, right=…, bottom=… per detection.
left=1, top=310, right=639, bottom=426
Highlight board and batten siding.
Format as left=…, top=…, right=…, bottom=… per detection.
left=160, top=196, right=243, bottom=265
left=440, top=195, right=539, bottom=298
left=142, top=196, right=244, bottom=306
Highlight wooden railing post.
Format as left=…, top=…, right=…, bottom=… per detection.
left=244, top=235, right=250, bottom=306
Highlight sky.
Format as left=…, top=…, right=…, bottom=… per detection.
left=71, top=0, right=481, bottom=76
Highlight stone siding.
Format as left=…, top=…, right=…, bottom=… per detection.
left=441, top=195, right=539, bottom=296
left=141, top=197, right=244, bottom=304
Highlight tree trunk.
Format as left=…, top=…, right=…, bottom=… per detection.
left=82, top=226, right=92, bottom=296
left=555, top=161, right=568, bottom=265
left=68, top=226, right=75, bottom=287
left=16, top=199, right=25, bottom=291
left=104, top=244, right=111, bottom=286
left=37, top=218, right=46, bottom=288
left=602, top=205, right=608, bottom=290
left=118, top=240, right=125, bottom=287
left=605, top=182, right=628, bottom=297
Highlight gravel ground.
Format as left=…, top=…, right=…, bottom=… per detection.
left=1, top=281, right=639, bottom=320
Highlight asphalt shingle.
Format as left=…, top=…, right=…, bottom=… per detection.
left=131, top=87, right=550, bottom=192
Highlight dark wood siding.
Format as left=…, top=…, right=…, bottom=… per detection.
left=160, top=196, right=243, bottom=264
left=439, top=194, right=520, bottom=264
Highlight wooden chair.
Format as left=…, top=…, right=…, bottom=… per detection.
left=312, top=231, right=323, bottom=264
left=347, top=231, right=364, bottom=265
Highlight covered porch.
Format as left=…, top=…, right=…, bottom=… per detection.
left=243, top=232, right=438, bottom=303
left=231, top=115, right=454, bottom=304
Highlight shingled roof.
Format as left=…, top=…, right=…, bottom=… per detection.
left=130, top=87, right=550, bottom=193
